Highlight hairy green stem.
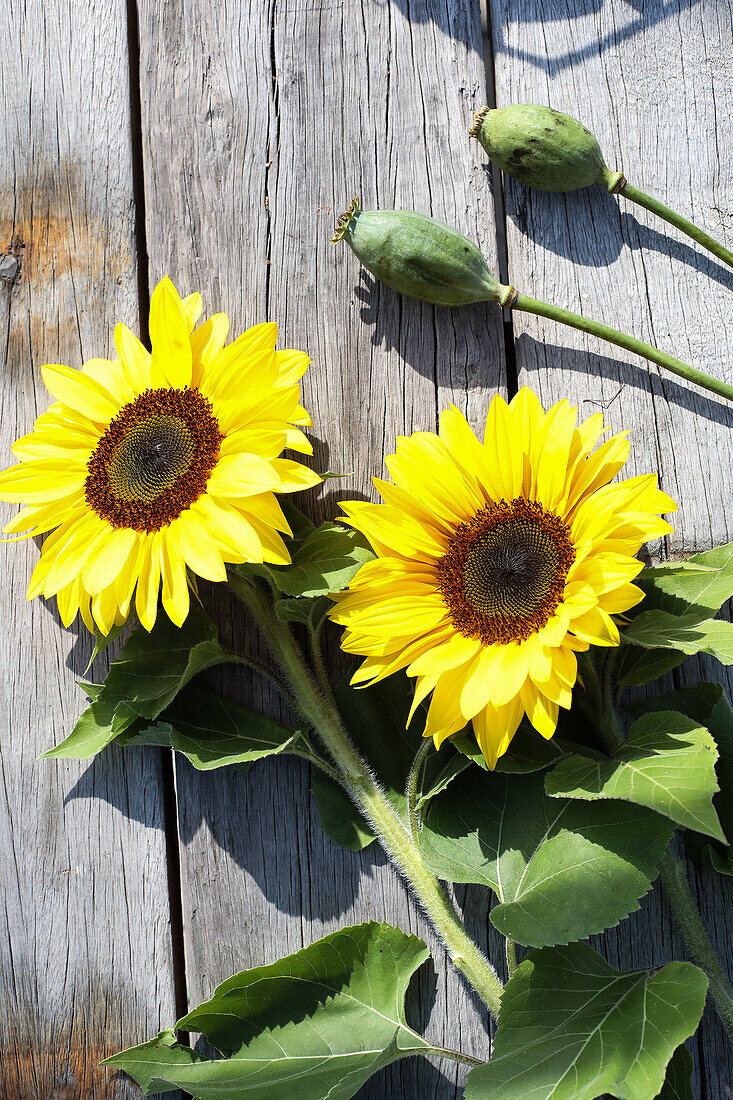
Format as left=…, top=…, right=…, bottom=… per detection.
left=309, top=623, right=334, bottom=702
left=405, top=738, right=434, bottom=845
left=576, top=651, right=624, bottom=755
left=619, top=183, right=733, bottom=269
left=505, top=939, right=518, bottom=980
left=230, top=573, right=504, bottom=1017
left=659, top=848, right=733, bottom=1040
left=502, top=288, right=733, bottom=403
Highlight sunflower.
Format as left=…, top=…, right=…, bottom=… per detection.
left=0, top=277, right=320, bottom=634
left=329, top=389, right=676, bottom=767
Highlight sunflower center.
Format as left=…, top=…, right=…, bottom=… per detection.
left=85, top=388, right=222, bottom=531
left=106, top=415, right=196, bottom=502
left=438, top=498, right=575, bottom=645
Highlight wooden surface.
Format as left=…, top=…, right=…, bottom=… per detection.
left=0, top=0, right=731, bottom=1097
left=0, top=1, right=179, bottom=1098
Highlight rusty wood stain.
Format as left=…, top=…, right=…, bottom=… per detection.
left=0, top=161, right=129, bottom=284
left=2, top=1042, right=129, bottom=1099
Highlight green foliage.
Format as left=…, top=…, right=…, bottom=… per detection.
left=464, top=943, right=707, bottom=1100
left=419, top=767, right=672, bottom=947
left=41, top=606, right=229, bottom=759
left=120, top=683, right=301, bottom=770
left=103, top=922, right=446, bottom=1098
left=275, top=594, right=331, bottom=631
left=656, top=1045, right=695, bottom=1100
left=617, top=645, right=688, bottom=688
left=454, top=719, right=570, bottom=773
left=545, top=710, right=725, bottom=841
left=619, top=542, right=733, bottom=683
left=635, top=685, right=733, bottom=875
left=312, top=672, right=470, bottom=850
left=635, top=542, right=733, bottom=616
left=623, top=610, right=733, bottom=663
left=236, top=505, right=373, bottom=598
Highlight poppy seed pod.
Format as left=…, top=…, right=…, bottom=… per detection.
left=331, top=197, right=500, bottom=307
left=469, top=104, right=625, bottom=194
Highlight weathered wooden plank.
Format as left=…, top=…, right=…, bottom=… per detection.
left=136, top=0, right=508, bottom=1093
left=0, top=2, right=179, bottom=1096
left=488, top=1, right=733, bottom=1094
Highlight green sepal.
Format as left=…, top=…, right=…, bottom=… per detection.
left=103, top=921, right=439, bottom=1099
left=420, top=768, right=673, bottom=947
left=545, top=710, right=725, bottom=842
left=464, top=943, right=707, bottom=1100
left=41, top=606, right=229, bottom=759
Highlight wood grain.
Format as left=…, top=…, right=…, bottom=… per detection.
left=488, top=1, right=733, bottom=1094
left=136, top=0, right=507, bottom=1094
left=0, top=1, right=179, bottom=1096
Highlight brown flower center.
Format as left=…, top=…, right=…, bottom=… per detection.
left=85, top=388, right=222, bottom=531
left=438, top=498, right=575, bottom=645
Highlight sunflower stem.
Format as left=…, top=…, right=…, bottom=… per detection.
left=505, top=938, right=518, bottom=980
left=405, top=737, right=434, bottom=845
left=229, top=573, right=505, bottom=1018
left=504, top=289, right=733, bottom=403
left=619, top=183, right=733, bottom=269
left=659, top=848, right=733, bottom=1041
left=310, top=622, right=334, bottom=703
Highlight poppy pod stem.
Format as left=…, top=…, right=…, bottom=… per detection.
left=470, top=104, right=733, bottom=270
left=617, top=182, right=733, bottom=269
left=502, top=285, right=733, bottom=403
left=334, top=201, right=733, bottom=403
left=229, top=572, right=505, bottom=1018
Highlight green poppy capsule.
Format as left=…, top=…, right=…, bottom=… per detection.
left=331, top=197, right=500, bottom=307
left=469, top=104, right=625, bottom=194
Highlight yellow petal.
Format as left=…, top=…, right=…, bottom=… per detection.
left=149, top=276, right=193, bottom=388
left=472, top=696, right=524, bottom=769
left=41, top=363, right=119, bottom=423
left=207, top=453, right=280, bottom=497
left=182, top=291, right=203, bottom=331
left=160, top=533, right=190, bottom=625
left=136, top=533, right=162, bottom=631
left=114, top=323, right=152, bottom=392
left=82, top=527, right=139, bottom=595
left=168, top=510, right=227, bottom=582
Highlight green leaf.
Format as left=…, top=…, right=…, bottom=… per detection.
left=269, top=522, right=374, bottom=597
left=104, top=921, right=438, bottom=1099
left=453, top=720, right=570, bottom=774
left=617, top=645, right=688, bottom=688
left=623, top=610, right=733, bottom=663
left=312, top=672, right=469, bottom=849
left=275, top=594, right=331, bottom=631
left=42, top=606, right=229, bottom=759
left=85, top=619, right=128, bottom=671
left=656, top=1044, right=695, bottom=1100
left=636, top=542, right=733, bottom=617
left=635, top=685, right=733, bottom=875
left=545, top=710, right=725, bottom=842
left=122, top=683, right=301, bottom=770
left=420, top=768, right=672, bottom=947
left=102, top=1029, right=199, bottom=1094
left=464, top=943, right=707, bottom=1100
